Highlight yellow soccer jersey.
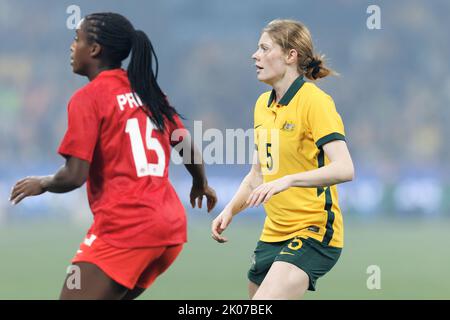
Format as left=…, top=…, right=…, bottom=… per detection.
left=254, top=76, right=346, bottom=248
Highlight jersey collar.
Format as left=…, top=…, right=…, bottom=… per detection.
left=267, top=76, right=305, bottom=107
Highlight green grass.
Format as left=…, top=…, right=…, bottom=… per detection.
left=1, top=216, right=449, bottom=299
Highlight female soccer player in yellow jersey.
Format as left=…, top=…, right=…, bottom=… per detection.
left=212, top=19, right=354, bottom=299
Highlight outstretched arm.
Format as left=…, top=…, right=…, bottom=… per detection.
left=9, top=156, right=89, bottom=205
left=247, top=140, right=354, bottom=207
left=211, top=151, right=263, bottom=243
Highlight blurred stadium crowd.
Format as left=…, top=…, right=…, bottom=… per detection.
left=1, top=0, right=450, bottom=222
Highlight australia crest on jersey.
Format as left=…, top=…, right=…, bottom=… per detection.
left=281, top=121, right=295, bottom=131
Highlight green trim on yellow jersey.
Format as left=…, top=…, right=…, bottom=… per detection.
left=316, top=132, right=346, bottom=148
left=267, top=76, right=306, bottom=107
left=254, top=76, right=346, bottom=248
left=323, top=187, right=335, bottom=245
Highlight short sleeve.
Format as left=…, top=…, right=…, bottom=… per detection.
left=306, top=92, right=346, bottom=148
left=58, top=90, right=101, bottom=162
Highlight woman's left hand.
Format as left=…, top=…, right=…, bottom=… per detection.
left=190, top=183, right=218, bottom=213
left=246, top=175, right=292, bottom=207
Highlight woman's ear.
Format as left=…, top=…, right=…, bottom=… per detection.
left=90, top=43, right=102, bottom=58
left=285, top=48, right=298, bottom=65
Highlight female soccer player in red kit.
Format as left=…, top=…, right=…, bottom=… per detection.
left=9, top=12, right=217, bottom=300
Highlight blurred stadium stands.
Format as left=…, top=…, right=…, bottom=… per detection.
left=1, top=0, right=450, bottom=222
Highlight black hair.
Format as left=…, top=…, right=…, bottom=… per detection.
left=83, top=12, right=179, bottom=131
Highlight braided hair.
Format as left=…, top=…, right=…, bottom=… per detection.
left=83, top=12, right=179, bottom=131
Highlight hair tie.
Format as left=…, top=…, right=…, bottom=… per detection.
left=308, top=59, right=321, bottom=78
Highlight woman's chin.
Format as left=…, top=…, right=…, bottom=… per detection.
left=256, top=73, right=267, bottom=82
left=256, top=72, right=273, bottom=85
left=71, top=64, right=83, bottom=75
left=258, top=77, right=273, bottom=86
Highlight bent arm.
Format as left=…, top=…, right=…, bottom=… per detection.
left=178, top=133, right=208, bottom=187
left=10, top=156, right=90, bottom=205
left=175, top=132, right=217, bottom=212
left=225, top=151, right=263, bottom=216
left=41, top=156, right=90, bottom=193
left=288, top=140, right=354, bottom=188
left=211, top=151, right=263, bottom=242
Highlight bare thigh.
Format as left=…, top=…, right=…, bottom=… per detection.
left=252, top=261, right=309, bottom=300
left=59, top=262, right=129, bottom=300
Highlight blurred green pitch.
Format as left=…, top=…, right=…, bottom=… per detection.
left=1, top=214, right=449, bottom=300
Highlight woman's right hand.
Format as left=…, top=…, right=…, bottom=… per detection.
left=211, top=210, right=233, bottom=243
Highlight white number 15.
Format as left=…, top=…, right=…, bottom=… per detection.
left=125, top=117, right=165, bottom=177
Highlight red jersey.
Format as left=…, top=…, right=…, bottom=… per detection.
left=58, top=68, right=187, bottom=249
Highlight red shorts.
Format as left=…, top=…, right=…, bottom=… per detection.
left=72, top=234, right=183, bottom=290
